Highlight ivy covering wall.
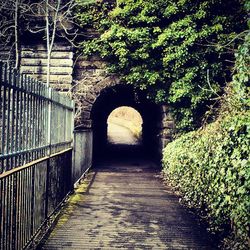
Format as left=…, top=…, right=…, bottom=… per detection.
left=76, top=0, right=246, bottom=132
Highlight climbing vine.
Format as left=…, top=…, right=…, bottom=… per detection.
left=75, top=0, right=247, bottom=132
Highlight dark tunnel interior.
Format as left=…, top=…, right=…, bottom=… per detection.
left=91, top=84, right=162, bottom=164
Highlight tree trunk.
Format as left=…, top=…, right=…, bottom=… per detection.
left=14, top=0, right=20, bottom=70
left=46, top=0, right=50, bottom=87
left=45, top=0, right=61, bottom=87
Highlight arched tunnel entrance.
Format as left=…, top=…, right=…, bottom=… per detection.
left=91, top=84, right=162, bottom=163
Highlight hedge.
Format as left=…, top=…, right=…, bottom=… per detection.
left=162, top=111, right=250, bottom=249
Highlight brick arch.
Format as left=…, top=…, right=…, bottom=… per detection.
left=76, top=75, right=121, bottom=129
left=73, top=56, right=175, bottom=160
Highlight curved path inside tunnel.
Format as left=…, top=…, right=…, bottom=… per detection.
left=40, top=158, right=216, bottom=249
left=107, top=122, right=141, bottom=145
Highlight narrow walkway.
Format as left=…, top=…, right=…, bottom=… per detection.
left=108, top=122, right=141, bottom=145
left=41, top=159, right=215, bottom=250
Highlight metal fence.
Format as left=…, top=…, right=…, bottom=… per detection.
left=0, top=62, right=74, bottom=173
left=0, top=62, right=74, bottom=249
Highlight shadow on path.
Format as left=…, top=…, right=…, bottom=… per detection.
left=40, top=150, right=217, bottom=250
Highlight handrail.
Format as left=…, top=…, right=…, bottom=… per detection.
left=0, top=147, right=72, bottom=179
left=0, top=141, right=72, bottom=160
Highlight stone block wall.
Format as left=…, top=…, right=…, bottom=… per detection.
left=20, top=43, right=73, bottom=90
left=73, top=55, right=119, bottom=129
left=0, top=47, right=15, bottom=63
left=0, top=43, right=175, bottom=159
left=73, top=129, right=93, bottom=185
left=158, top=105, right=175, bottom=154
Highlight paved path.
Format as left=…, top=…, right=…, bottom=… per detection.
left=107, top=122, right=140, bottom=145
left=41, top=159, right=215, bottom=250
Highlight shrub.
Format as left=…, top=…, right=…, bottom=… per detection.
left=162, top=28, right=250, bottom=249
left=162, top=112, right=250, bottom=249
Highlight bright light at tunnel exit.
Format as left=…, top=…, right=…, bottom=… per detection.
left=107, top=106, right=143, bottom=145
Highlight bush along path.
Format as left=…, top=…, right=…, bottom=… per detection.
left=162, top=31, right=250, bottom=249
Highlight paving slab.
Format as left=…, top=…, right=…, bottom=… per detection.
left=41, top=159, right=216, bottom=250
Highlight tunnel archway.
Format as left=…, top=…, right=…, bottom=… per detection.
left=90, top=84, right=162, bottom=163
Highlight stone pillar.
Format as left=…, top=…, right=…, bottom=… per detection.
left=72, top=129, right=93, bottom=186
left=157, top=105, right=175, bottom=156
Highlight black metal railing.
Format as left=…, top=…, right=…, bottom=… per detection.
left=0, top=62, right=74, bottom=174
left=0, top=62, right=75, bottom=249
left=0, top=148, right=72, bottom=250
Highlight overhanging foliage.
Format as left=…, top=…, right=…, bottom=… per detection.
left=76, top=0, right=247, bottom=132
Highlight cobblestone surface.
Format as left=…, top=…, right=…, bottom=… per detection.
left=41, top=159, right=216, bottom=250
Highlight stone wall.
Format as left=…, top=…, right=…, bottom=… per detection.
left=158, top=105, right=175, bottom=155
left=0, top=47, right=15, bottom=63
left=73, top=54, right=175, bottom=158
left=0, top=42, right=175, bottom=159
left=20, top=43, right=73, bottom=90
left=73, top=55, right=119, bottom=129
left=73, top=129, right=93, bottom=186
